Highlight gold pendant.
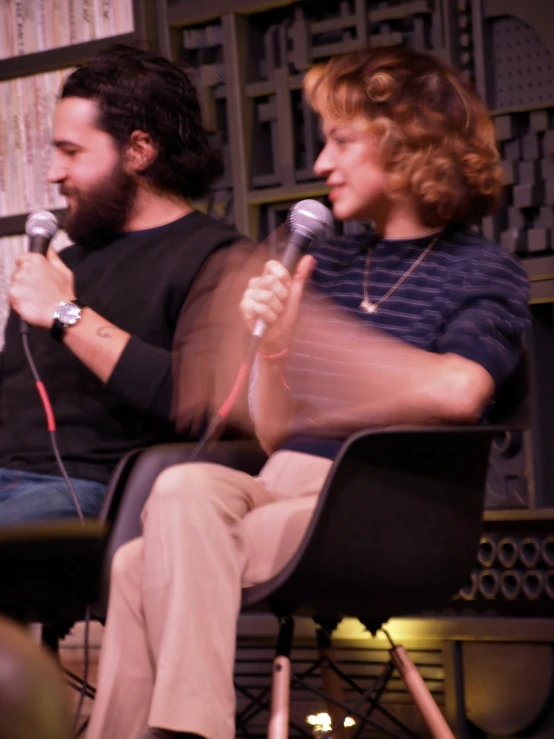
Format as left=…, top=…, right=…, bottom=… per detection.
left=360, top=299, right=377, bottom=314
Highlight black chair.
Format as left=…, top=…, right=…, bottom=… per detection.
left=236, top=355, right=529, bottom=739
left=240, top=426, right=492, bottom=739
left=87, top=355, right=528, bottom=739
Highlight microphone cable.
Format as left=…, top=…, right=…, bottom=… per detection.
left=20, top=321, right=92, bottom=734
left=72, top=605, right=92, bottom=737
left=188, top=334, right=259, bottom=461
left=20, top=323, right=85, bottom=523
left=19, top=209, right=85, bottom=521
left=20, top=210, right=90, bottom=729
left=188, top=198, right=332, bottom=459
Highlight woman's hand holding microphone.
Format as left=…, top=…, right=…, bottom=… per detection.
left=239, top=254, right=315, bottom=357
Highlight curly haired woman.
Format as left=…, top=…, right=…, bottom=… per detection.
left=87, top=46, right=530, bottom=739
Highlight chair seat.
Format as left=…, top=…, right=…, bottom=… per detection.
left=242, top=426, right=498, bottom=621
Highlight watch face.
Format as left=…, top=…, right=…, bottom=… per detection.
left=55, top=301, right=82, bottom=326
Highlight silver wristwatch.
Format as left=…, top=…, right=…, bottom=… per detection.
left=51, top=299, right=85, bottom=342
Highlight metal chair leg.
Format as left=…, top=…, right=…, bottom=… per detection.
left=389, top=645, right=454, bottom=739
left=269, top=654, right=291, bottom=739
left=268, top=617, right=294, bottom=739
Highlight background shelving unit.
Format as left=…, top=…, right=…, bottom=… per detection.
left=0, top=0, right=158, bottom=237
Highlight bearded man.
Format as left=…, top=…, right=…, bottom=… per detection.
left=0, top=45, right=249, bottom=525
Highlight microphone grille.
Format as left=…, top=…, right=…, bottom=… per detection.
left=25, top=210, right=59, bottom=240
left=287, top=199, right=333, bottom=241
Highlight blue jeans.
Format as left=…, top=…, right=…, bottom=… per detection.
left=0, top=468, right=107, bottom=527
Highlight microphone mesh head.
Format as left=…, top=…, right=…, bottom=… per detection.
left=287, top=199, right=333, bottom=240
left=25, top=210, right=59, bottom=240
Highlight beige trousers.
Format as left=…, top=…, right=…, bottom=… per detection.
left=86, top=450, right=333, bottom=739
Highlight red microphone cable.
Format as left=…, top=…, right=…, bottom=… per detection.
left=20, top=322, right=92, bottom=735
left=20, top=324, right=85, bottom=522
left=189, top=335, right=260, bottom=460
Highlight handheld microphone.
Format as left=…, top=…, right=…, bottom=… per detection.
left=251, top=198, right=333, bottom=340
left=25, top=209, right=59, bottom=255
left=20, top=210, right=59, bottom=336
left=193, top=198, right=333, bottom=459
left=19, top=209, right=84, bottom=523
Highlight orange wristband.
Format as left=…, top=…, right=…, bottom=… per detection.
left=257, top=347, right=289, bottom=361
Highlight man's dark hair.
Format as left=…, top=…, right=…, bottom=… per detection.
left=61, top=45, right=223, bottom=199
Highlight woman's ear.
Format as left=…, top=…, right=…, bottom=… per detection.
left=124, top=130, right=158, bottom=174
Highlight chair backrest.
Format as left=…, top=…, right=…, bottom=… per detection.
left=98, top=448, right=147, bottom=526
left=243, top=426, right=493, bottom=620
left=485, top=350, right=531, bottom=429
left=242, top=353, right=531, bottom=621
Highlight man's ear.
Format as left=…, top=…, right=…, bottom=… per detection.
left=125, top=130, right=158, bottom=174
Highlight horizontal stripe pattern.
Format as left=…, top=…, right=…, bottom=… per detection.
left=284, top=225, right=530, bottom=426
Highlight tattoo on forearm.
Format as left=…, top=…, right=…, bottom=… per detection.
left=97, top=325, right=113, bottom=339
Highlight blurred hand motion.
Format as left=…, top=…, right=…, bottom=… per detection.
left=240, top=254, right=316, bottom=355
left=171, top=226, right=492, bottom=442
left=171, top=233, right=270, bottom=435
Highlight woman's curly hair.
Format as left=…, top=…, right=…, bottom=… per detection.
left=304, top=46, right=502, bottom=226
left=61, top=45, right=223, bottom=199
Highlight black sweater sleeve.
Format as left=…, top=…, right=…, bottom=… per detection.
left=104, top=241, right=257, bottom=421
left=105, top=334, right=173, bottom=419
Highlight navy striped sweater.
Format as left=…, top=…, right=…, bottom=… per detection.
left=279, top=224, right=530, bottom=458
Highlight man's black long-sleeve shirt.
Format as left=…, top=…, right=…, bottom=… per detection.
left=0, top=211, right=243, bottom=484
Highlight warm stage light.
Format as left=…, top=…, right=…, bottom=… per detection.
left=306, top=712, right=332, bottom=731
left=306, top=712, right=356, bottom=731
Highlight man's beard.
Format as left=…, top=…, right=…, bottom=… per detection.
left=62, top=161, right=138, bottom=248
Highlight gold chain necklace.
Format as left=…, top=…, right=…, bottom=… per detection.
left=359, top=231, right=441, bottom=314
